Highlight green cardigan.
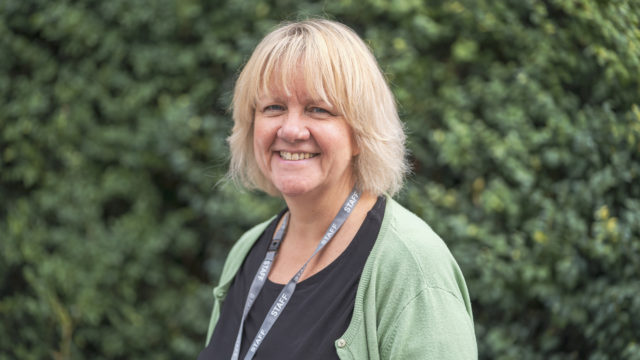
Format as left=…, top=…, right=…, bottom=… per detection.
left=205, top=197, right=478, bottom=359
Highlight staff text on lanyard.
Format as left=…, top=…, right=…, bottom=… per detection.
left=231, top=187, right=361, bottom=360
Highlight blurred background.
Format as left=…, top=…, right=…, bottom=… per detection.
left=1, top=0, right=639, bottom=359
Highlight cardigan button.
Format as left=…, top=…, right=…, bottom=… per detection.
left=213, top=288, right=226, bottom=299
left=337, top=339, right=347, bottom=348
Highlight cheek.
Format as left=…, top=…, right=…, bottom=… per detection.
left=253, top=120, right=278, bottom=164
left=332, top=124, right=358, bottom=157
left=253, top=121, right=270, bottom=149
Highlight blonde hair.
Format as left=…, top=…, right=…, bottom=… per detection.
left=227, top=19, right=408, bottom=196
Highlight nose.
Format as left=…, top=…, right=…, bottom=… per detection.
left=277, top=111, right=310, bottom=142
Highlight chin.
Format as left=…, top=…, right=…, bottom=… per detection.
left=277, top=186, right=314, bottom=198
left=273, top=180, right=318, bottom=198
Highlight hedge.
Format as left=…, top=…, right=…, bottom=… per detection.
left=1, top=0, right=639, bottom=359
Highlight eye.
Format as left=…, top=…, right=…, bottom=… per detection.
left=262, top=104, right=285, bottom=114
left=307, top=106, right=334, bottom=118
left=265, top=104, right=284, bottom=111
left=309, top=107, right=329, bottom=114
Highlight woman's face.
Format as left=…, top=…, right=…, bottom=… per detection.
left=253, top=73, right=358, bottom=199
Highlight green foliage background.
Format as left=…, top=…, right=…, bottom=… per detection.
left=1, top=0, right=639, bottom=359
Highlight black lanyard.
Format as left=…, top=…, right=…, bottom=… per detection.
left=231, top=187, right=361, bottom=360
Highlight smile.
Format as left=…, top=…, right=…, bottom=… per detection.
left=279, top=151, right=318, bottom=161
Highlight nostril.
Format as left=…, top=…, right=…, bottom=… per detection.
left=277, top=123, right=309, bottom=142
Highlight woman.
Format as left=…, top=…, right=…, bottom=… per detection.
left=199, top=19, right=477, bottom=359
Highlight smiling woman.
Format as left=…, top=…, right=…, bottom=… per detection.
left=199, top=19, right=477, bottom=360
left=253, top=76, right=358, bottom=199
left=227, top=20, right=407, bottom=198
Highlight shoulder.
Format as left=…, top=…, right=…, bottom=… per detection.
left=371, top=197, right=471, bottom=307
left=217, top=216, right=276, bottom=287
left=360, top=197, right=477, bottom=358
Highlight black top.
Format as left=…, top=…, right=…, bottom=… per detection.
left=199, top=196, right=386, bottom=360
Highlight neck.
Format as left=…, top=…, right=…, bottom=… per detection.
left=282, top=182, right=357, bottom=245
left=268, top=186, right=378, bottom=284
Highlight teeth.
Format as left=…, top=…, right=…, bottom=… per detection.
left=279, top=151, right=317, bottom=160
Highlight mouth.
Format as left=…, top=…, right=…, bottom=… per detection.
left=278, top=151, right=319, bottom=161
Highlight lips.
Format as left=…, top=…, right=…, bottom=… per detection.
left=279, top=151, right=319, bottom=160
